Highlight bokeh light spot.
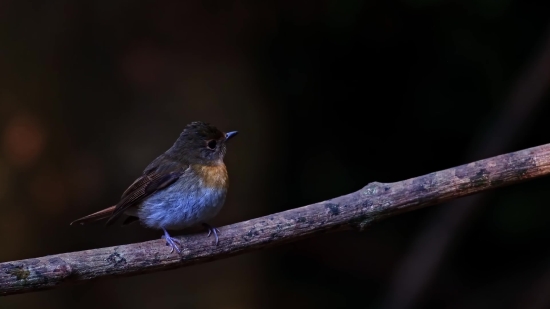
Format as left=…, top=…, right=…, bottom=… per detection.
left=2, top=113, right=47, bottom=168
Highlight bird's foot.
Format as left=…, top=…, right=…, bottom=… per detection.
left=162, top=228, right=182, bottom=254
left=202, top=223, right=220, bottom=246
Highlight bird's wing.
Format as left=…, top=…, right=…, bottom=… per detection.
left=105, top=165, right=188, bottom=226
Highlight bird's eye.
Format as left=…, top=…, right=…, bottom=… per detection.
left=207, top=140, right=217, bottom=150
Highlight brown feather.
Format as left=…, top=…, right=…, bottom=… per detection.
left=104, top=167, right=186, bottom=226
left=70, top=206, right=116, bottom=225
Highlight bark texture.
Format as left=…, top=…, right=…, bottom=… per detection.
left=2, top=143, right=550, bottom=296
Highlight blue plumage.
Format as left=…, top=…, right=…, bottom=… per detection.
left=137, top=173, right=227, bottom=230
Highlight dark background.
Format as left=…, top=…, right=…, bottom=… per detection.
left=2, top=0, right=550, bottom=308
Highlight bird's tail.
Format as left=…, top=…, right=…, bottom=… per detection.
left=70, top=206, right=116, bottom=225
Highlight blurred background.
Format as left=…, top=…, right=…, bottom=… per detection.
left=2, top=0, right=550, bottom=308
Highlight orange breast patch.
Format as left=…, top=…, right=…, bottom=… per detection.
left=192, top=163, right=228, bottom=189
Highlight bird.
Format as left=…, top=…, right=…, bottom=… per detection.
left=70, top=121, right=238, bottom=254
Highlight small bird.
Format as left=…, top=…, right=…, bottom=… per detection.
left=70, top=121, right=238, bottom=254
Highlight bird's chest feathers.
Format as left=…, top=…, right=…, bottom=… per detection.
left=138, top=164, right=228, bottom=229
left=192, top=163, right=228, bottom=189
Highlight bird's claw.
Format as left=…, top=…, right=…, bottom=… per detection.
left=206, top=227, right=220, bottom=238
left=162, top=228, right=182, bottom=254
left=202, top=223, right=220, bottom=246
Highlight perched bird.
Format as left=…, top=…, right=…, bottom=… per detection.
left=70, top=121, right=238, bottom=254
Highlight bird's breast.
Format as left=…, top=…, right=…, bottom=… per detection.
left=136, top=163, right=229, bottom=230
left=191, top=163, right=228, bottom=189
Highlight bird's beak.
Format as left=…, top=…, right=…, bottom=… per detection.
left=225, top=131, right=238, bottom=141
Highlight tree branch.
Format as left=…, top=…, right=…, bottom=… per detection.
left=2, top=143, right=550, bottom=296
left=381, top=24, right=550, bottom=309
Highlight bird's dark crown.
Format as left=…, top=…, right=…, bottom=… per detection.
left=166, top=121, right=235, bottom=165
